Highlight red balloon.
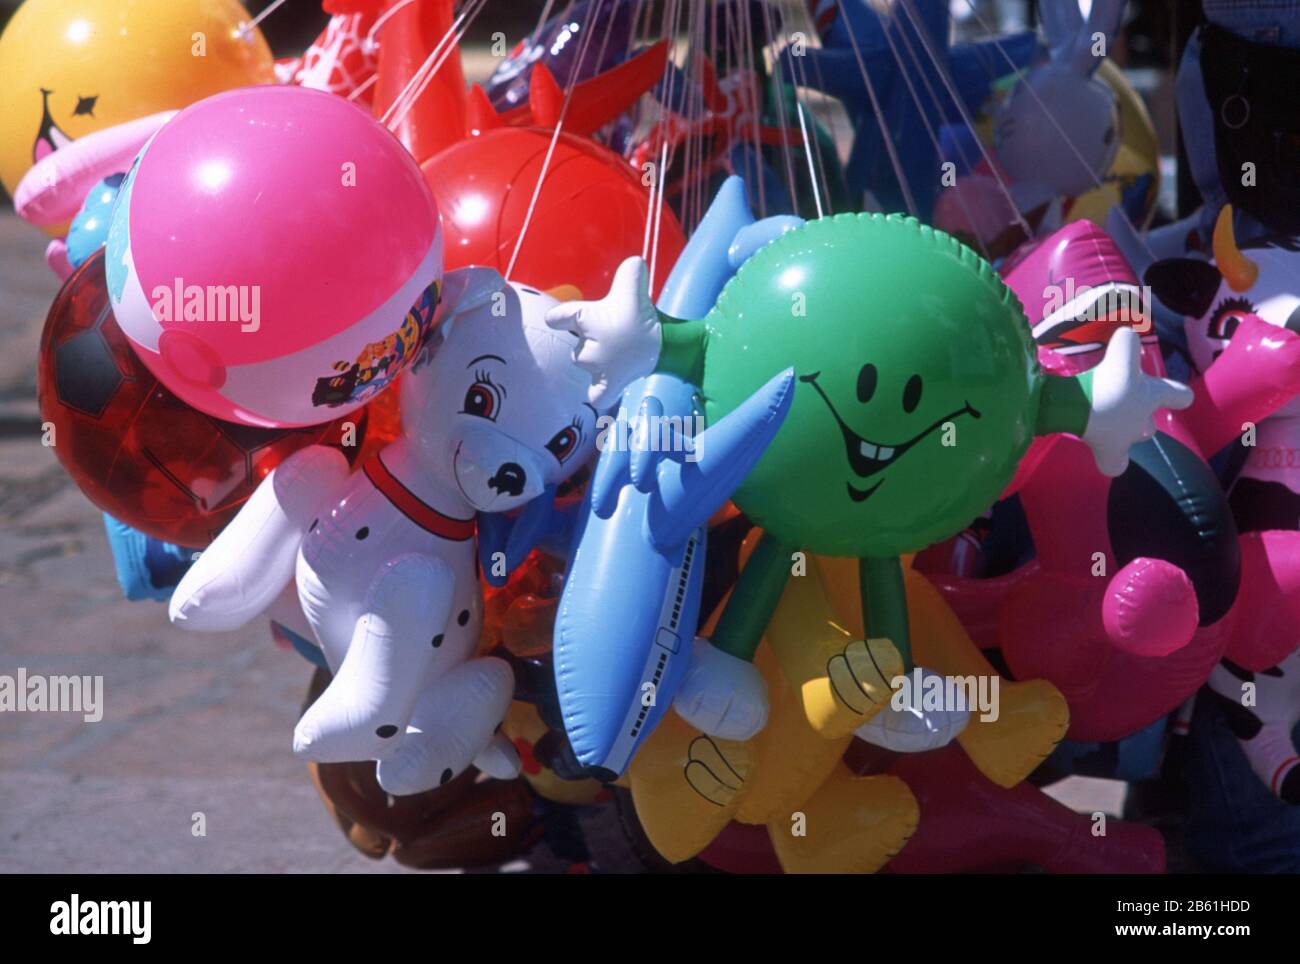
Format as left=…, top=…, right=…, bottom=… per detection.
left=37, top=250, right=370, bottom=547
left=421, top=127, right=686, bottom=299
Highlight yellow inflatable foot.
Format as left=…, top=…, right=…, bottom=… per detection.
left=628, top=711, right=752, bottom=863
left=768, top=767, right=919, bottom=874
left=957, top=677, right=1069, bottom=788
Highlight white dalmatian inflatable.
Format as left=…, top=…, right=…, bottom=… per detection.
left=169, top=267, right=601, bottom=794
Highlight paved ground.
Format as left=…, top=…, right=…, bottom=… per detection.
left=0, top=215, right=408, bottom=872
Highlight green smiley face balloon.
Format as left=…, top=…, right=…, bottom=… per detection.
left=699, top=213, right=1043, bottom=558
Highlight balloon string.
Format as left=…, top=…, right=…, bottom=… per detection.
left=873, top=2, right=992, bottom=258
left=647, top=0, right=685, bottom=282
left=639, top=0, right=683, bottom=268
left=506, top=0, right=602, bottom=282
left=239, top=0, right=288, bottom=37
left=887, top=9, right=982, bottom=184
left=365, top=0, right=418, bottom=52
left=791, top=14, right=836, bottom=216
left=950, top=0, right=1157, bottom=262
left=641, top=139, right=660, bottom=258
left=740, top=0, right=766, bottom=217
left=647, top=139, right=669, bottom=281
left=348, top=73, right=378, bottom=103
left=377, top=5, right=459, bottom=128
left=384, top=0, right=487, bottom=130
left=529, top=0, right=559, bottom=46
left=759, top=2, right=802, bottom=215
left=686, top=0, right=707, bottom=233
left=894, top=0, right=1030, bottom=235
left=381, top=0, right=486, bottom=131
left=680, top=0, right=696, bottom=233
left=794, top=94, right=824, bottom=218
left=585, top=0, right=624, bottom=162
left=832, top=0, right=918, bottom=216
left=787, top=8, right=835, bottom=217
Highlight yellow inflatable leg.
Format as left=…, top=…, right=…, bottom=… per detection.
left=767, top=765, right=919, bottom=874
left=627, top=711, right=752, bottom=863
left=767, top=556, right=902, bottom=739
left=818, top=555, right=1068, bottom=788
left=904, top=568, right=1068, bottom=788
left=736, top=644, right=852, bottom=825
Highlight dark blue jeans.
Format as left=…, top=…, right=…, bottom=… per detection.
left=1184, top=695, right=1300, bottom=873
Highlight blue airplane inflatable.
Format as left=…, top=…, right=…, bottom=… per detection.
left=550, top=176, right=799, bottom=777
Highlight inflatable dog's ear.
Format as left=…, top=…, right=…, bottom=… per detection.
left=414, top=267, right=511, bottom=369
left=438, top=266, right=509, bottom=322
left=1042, top=0, right=1122, bottom=79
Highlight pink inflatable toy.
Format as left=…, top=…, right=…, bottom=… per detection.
left=884, top=744, right=1165, bottom=874
left=105, top=85, right=443, bottom=428
left=14, top=110, right=176, bottom=230
left=923, top=220, right=1300, bottom=741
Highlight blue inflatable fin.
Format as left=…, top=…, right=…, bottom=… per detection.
left=657, top=176, right=803, bottom=318
left=553, top=369, right=792, bottom=775
left=647, top=368, right=794, bottom=550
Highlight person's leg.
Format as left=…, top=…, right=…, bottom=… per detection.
left=1183, top=692, right=1300, bottom=872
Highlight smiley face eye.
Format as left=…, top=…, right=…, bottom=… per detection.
left=73, top=95, right=97, bottom=117
left=902, top=374, right=923, bottom=413
left=856, top=363, right=877, bottom=403
left=463, top=381, right=499, bottom=420
left=545, top=425, right=580, bottom=463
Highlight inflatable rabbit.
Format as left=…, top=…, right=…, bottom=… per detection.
left=170, top=268, right=602, bottom=794
left=935, top=0, right=1124, bottom=251
left=994, top=0, right=1123, bottom=217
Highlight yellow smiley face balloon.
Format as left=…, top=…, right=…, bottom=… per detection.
left=0, top=0, right=274, bottom=200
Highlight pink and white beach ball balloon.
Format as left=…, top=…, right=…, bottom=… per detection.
left=105, top=85, right=443, bottom=428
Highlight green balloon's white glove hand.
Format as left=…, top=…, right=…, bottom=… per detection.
left=544, top=256, right=661, bottom=407
left=854, top=667, right=969, bottom=752
left=1083, top=326, right=1194, bottom=476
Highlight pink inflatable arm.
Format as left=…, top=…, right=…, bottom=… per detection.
left=921, top=564, right=1036, bottom=652
left=1183, top=315, right=1300, bottom=457
left=886, top=743, right=1165, bottom=873
left=14, top=111, right=176, bottom=229
left=1224, top=530, right=1300, bottom=671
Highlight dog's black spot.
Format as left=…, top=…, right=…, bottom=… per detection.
left=457, top=609, right=470, bottom=626
left=440, top=768, right=453, bottom=785
left=355, top=527, right=370, bottom=540
left=376, top=724, right=399, bottom=738
left=432, top=633, right=444, bottom=648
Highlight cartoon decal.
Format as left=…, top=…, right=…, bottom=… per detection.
left=311, top=279, right=442, bottom=408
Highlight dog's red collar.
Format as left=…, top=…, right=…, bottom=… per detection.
left=363, top=455, right=476, bottom=542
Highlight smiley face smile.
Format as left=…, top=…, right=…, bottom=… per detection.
left=799, top=373, right=980, bottom=502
